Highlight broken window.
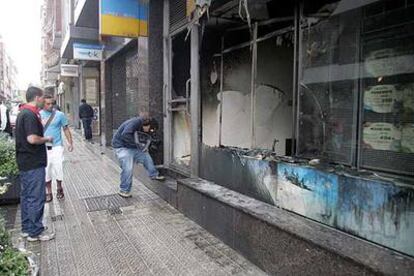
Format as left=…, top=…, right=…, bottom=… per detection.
left=201, top=0, right=295, bottom=156
left=298, top=0, right=414, bottom=175
left=171, top=32, right=192, bottom=168
left=255, top=36, right=294, bottom=155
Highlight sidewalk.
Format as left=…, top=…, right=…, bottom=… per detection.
left=5, top=132, right=266, bottom=276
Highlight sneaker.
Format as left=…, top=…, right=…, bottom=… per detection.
left=22, top=226, right=48, bottom=238
left=152, top=175, right=166, bottom=181
left=118, top=191, right=132, bottom=198
left=27, top=229, right=55, bottom=242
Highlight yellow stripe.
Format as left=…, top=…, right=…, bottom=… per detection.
left=101, top=14, right=148, bottom=37
left=186, top=0, right=195, bottom=17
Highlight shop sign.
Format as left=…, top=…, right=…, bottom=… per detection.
left=60, top=64, right=79, bottom=77
left=73, top=43, right=103, bottom=61
left=100, top=0, right=148, bottom=38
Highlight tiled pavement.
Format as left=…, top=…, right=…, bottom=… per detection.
left=4, top=133, right=266, bottom=276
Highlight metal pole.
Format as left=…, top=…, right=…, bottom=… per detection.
left=250, top=22, right=258, bottom=149
left=190, top=23, right=200, bottom=177
left=292, top=0, right=300, bottom=156
left=295, top=1, right=304, bottom=156
left=163, top=0, right=171, bottom=166
left=218, top=36, right=224, bottom=146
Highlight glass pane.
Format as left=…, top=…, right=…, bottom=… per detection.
left=360, top=2, right=414, bottom=175
left=298, top=4, right=360, bottom=164
left=220, top=47, right=252, bottom=148
left=255, top=37, right=294, bottom=155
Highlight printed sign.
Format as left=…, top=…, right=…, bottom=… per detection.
left=364, top=85, right=397, bottom=113
left=100, top=0, right=148, bottom=37
left=401, top=125, right=414, bottom=153
left=60, top=64, right=79, bottom=77
left=363, top=122, right=401, bottom=151
left=74, top=43, right=103, bottom=61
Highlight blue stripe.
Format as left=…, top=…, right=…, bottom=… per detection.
left=101, top=0, right=148, bottom=20
left=73, top=43, right=103, bottom=50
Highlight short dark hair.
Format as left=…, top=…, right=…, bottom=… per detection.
left=142, top=118, right=151, bottom=126
left=81, top=99, right=86, bottom=103
left=26, top=86, right=43, bottom=102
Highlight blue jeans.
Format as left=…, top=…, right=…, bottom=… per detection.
left=114, top=147, right=159, bottom=193
left=82, top=118, right=93, bottom=140
left=20, top=167, right=46, bottom=237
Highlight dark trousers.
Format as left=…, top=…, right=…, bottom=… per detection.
left=82, top=118, right=93, bottom=140
left=20, top=167, right=46, bottom=237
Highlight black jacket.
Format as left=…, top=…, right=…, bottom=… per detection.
left=79, top=103, right=94, bottom=119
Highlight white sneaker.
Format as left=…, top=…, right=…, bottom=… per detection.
left=118, top=191, right=132, bottom=198
left=152, top=176, right=165, bottom=181
left=27, top=229, right=55, bottom=242
left=22, top=226, right=48, bottom=238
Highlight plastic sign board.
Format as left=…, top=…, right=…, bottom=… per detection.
left=60, top=64, right=79, bottom=77
left=73, top=43, right=103, bottom=61
left=100, top=0, right=148, bottom=38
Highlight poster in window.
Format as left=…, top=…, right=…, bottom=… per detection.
left=364, top=48, right=414, bottom=77
left=86, top=78, right=97, bottom=105
left=401, top=124, right=414, bottom=153
left=364, top=85, right=397, bottom=113
left=363, top=122, right=401, bottom=151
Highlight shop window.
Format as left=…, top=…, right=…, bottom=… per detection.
left=298, top=3, right=360, bottom=165
left=298, top=0, right=414, bottom=176
left=360, top=2, right=414, bottom=175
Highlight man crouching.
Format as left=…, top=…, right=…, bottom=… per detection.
left=112, top=113, right=165, bottom=198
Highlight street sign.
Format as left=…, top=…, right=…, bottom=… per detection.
left=73, top=43, right=103, bottom=61
left=60, top=64, right=79, bottom=77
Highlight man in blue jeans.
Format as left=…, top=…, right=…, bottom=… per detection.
left=112, top=114, right=165, bottom=198
left=15, top=87, right=55, bottom=242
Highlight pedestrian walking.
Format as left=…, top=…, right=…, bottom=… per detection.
left=40, top=95, right=73, bottom=202
left=15, top=86, right=55, bottom=242
left=79, top=99, right=94, bottom=142
left=0, top=101, right=12, bottom=137
left=112, top=113, right=165, bottom=198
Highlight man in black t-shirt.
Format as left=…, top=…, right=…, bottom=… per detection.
left=15, top=86, right=55, bottom=242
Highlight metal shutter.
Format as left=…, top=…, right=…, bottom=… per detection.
left=170, top=0, right=188, bottom=33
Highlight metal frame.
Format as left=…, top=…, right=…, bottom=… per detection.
left=218, top=36, right=224, bottom=146
left=213, top=16, right=295, bottom=151
left=250, top=23, right=258, bottom=149
left=190, top=23, right=201, bottom=177
left=163, top=0, right=172, bottom=167
left=291, top=0, right=301, bottom=156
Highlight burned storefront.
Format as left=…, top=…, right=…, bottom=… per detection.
left=160, top=0, right=414, bottom=259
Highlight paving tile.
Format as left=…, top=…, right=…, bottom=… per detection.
left=4, top=132, right=265, bottom=276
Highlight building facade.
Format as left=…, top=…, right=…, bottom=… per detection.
left=52, top=0, right=414, bottom=266
left=0, top=36, right=18, bottom=101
